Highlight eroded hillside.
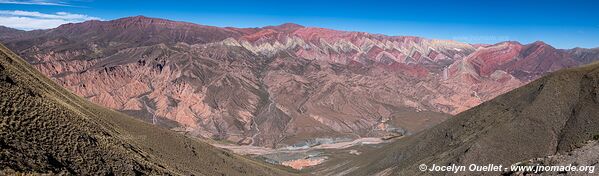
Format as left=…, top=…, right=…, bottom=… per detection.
left=1, top=16, right=598, bottom=148
left=0, top=44, right=293, bottom=175
left=315, top=61, right=599, bottom=175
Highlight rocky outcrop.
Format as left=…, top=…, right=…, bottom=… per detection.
left=1, top=16, right=597, bottom=148
left=0, top=44, right=291, bottom=175
left=316, top=61, right=599, bottom=176
left=505, top=140, right=599, bottom=176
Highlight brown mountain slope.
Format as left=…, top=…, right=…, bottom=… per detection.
left=0, top=44, right=293, bottom=175
left=1, top=16, right=598, bottom=148
left=315, top=61, right=599, bottom=175
left=0, top=17, right=458, bottom=148
left=568, top=47, right=599, bottom=65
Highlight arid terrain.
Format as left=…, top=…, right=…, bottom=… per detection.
left=313, top=60, right=599, bottom=176
left=1, top=13, right=599, bottom=175
left=0, top=44, right=294, bottom=175
left=1, top=16, right=598, bottom=149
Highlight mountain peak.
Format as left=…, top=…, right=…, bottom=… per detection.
left=127, top=15, right=153, bottom=20
left=529, top=40, right=551, bottom=47
left=277, top=23, right=304, bottom=28
left=501, top=40, right=523, bottom=46
left=54, top=15, right=180, bottom=30
left=113, top=15, right=180, bottom=25
left=525, top=40, right=556, bottom=51
left=263, top=22, right=304, bottom=32
left=49, top=15, right=242, bottom=45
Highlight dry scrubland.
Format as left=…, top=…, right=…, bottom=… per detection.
left=0, top=43, right=295, bottom=175
left=315, top=61, right=599, bottom=175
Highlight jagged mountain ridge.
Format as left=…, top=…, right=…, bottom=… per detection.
left=1, top=16, right=597, bottom=148
left=315, top=57, right=599, bottom=176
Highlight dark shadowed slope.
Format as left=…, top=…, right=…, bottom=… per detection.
left=1, top=17, right=597, bottom=148
left=315, top=60, right=599, bottom=175
left=0, top=43, right=293, bottom=175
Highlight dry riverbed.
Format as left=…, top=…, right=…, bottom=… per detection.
left=212, top=137, right=400, bottom=170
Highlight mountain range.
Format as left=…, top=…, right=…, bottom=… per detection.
left=0, top=43, right=292, bottom=175
left=315, top=56, right=599, bottom=176
left=1, top=16, right=598, bottom=148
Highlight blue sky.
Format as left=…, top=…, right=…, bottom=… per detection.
left=0, top=0, right=598, bottom=48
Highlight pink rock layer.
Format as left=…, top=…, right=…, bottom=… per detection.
left=2, top=16, right=597, bottom=148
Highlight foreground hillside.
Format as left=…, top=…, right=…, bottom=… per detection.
left=1, top=16, right=597, bottom=148
left=315, top=60, right=599, bottom=175
left=0, top=44, right=292, bottom=175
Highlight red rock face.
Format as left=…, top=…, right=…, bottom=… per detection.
left=463, top=42, right=523, bottom=77
left=507, top=41, right=578, bottom=79
left=427, top=50, right=439, bottom=60
left=1, top=16, right=597, bottom=148
left=449, top=41, right=580, bottom=82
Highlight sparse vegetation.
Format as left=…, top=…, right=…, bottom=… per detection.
left=314, top=60, right=599, bottom=175
left=0, top=44, right=294, bottom=175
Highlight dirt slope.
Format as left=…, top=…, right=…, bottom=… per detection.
left=315, top=60, right=599, bottom=176
left=0, top=43, right=293, bottom=175
left=1, top=17, right=597, bottom=148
